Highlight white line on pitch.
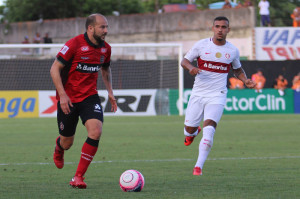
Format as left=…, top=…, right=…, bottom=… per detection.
left=0, top=156, right=300, bottom=166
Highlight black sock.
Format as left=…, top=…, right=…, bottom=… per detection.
left=56, top=136, right=64, bottom=150
left=85, top=137, right=99, bottom=147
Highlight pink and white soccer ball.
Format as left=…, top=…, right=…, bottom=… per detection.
left=119, top=169, right=145, bottom=192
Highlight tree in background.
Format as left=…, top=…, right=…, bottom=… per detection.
left=1, top=0, right=300, bottom=27
left=81, top=0, right=145, bottom=16
left=3, top=0, right=145, bottom=22
left=264, top=0, right=300, bottom=27
left=0, top=5, right=4, bottom=23
left=4, top=0, right=84, bottom=22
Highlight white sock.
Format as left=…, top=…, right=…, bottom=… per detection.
left=184, top=128, right=199, bottom=137
left=195, top=126, right=215, bottom=169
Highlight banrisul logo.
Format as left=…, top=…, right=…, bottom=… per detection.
left=76, top=63, right=101, bottom=73
left=225, top=89, right=294, bottom=114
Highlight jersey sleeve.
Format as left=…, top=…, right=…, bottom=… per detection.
left=184, top=41, right=201, bottom=62
left=231, top=47, right=242, bottom=69
left=56, top=38, right=77, bottom=65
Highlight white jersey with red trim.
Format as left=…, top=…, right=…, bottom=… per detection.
left=184, top=38, right=241, bottom=97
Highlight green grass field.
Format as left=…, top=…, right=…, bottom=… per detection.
left=0, top=114, right=299, bottom=199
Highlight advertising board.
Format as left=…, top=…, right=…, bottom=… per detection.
left=255, top=27, right=300, bottom=60
left=0, top=91, right=39, bottom=118
left=170, top=89, right=295, bottom=115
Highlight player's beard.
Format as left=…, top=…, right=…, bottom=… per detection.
left=216, top=33, right=225, bottom=42
left=93, top=31, right=106, bottom=44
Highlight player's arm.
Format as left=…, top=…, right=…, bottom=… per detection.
left=232, top=67, right=256, bottom=89
left=181, top=58, right=201, bottom=76
left=50, top=59, right=73, bottom=114
left=101, top=66, right=117, bottom=112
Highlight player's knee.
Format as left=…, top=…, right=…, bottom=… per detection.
left=61, top=141, right=73, bottom=150
left=59, top=136, right=74, bottom=150
left=86, top=119, right=102, bottom=140
left=88, top=128, right=102, bottom=140
left=203, top=119, right=217, bottom=128
left=184, top=126, right=198, bottom=134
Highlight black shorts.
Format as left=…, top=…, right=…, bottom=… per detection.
left=57, top=94, right=103, bottom=137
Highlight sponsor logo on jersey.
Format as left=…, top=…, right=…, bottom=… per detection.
left=215, top=52, right=222, bottom=58
left=101, top=48, right=107, bottom=53
left=203, top=62, right=228, bottom=71
left=81, top=57, right=89, bottom=60
left=81, top=46, right=89, bottom=51
left=76, top=63, right=101, bottom=73
left=60, top=45, right=69, bottom=55
left=197, top=58, right=230, bottom=73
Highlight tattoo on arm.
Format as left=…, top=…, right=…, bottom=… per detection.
left=234, top=68, right=247, bottom=80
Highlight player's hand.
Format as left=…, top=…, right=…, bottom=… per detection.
left=59, top=93, right=73, bottom=114
left=108, top=94, right=117, bottom=113
left=189, top=67, right=201, bottom=76
left=244, top=79, right=256, bottom=89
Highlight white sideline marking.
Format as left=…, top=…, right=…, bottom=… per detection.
left=0, top=156, right=300, bottom=166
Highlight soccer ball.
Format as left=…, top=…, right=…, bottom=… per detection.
left=119, top=169, right=145, bottom=192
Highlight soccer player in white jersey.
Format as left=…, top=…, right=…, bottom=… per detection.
left=181, top=16, right=256, bottom=176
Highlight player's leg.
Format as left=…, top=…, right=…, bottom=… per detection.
left=184, top=95, right=203, bottom=146
left=53, top=102, right=79, bottom=169
left=74, top=119, right=102, bottom=178
left=194, top=103, right=224, bottom=175
left=54, top=135, right=75, bottom=169
left=193, top=120, right=216, bottom=176
left=70, top=95, right=103, bottom=189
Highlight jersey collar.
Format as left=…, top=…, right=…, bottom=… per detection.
left=84, top=32, right=105, bottom=48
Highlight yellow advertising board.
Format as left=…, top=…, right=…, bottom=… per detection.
left=0, top=91, right=39, bottom=118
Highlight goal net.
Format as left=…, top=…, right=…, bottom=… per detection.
left=0, top=43, right=183, bottom=117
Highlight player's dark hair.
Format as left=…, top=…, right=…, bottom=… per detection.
left=213, top=16, right=230, bottom=26
left=85, top=13, right=103, bottom=30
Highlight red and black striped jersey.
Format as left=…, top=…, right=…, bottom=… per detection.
left=56, top=32, right=111, bottom=103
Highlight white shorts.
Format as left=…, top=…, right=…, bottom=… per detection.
left=184, top=95, right=225, bottom=127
